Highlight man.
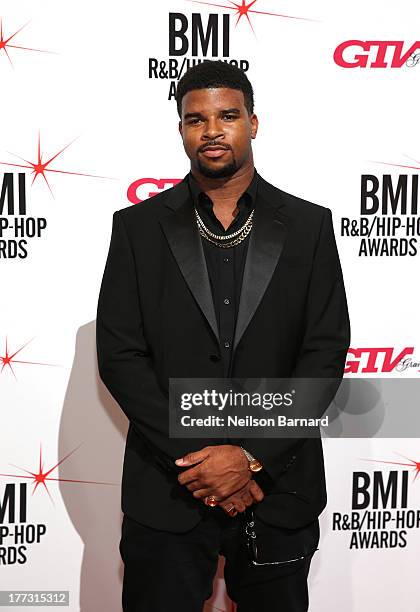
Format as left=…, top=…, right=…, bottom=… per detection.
left=96, top=60, right=350, bottom=611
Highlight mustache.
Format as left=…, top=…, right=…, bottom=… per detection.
left=198, top=142, right=231, bottom=153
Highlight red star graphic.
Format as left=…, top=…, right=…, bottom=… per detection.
left=187, top=0, right=315, bottom=37
left=0, top=443, right=117, bottom=506
left=0, top=132, right=114, bottom=198
left=0, top=335, right=59, bottom=381
left=361, top=451, right=420, bottom=482
left=0, top=18, right=55, bottom=66
left=371, top=154, right=420, bottom=172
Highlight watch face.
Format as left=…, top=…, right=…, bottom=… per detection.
left=249, top=459, right=263, bottom=472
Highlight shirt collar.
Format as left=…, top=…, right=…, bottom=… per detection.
left=187, top=168, right=259, bottom=214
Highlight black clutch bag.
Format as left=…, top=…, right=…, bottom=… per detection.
left=244, top=507, right=319, bottom=566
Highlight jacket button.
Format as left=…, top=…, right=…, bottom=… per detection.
left=209, top=354, right=221, bottom=362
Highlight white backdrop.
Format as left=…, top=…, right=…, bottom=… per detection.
left=1, top=1, right=419, bottom=610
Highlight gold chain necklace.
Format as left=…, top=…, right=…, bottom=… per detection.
left=194, top=207, right=254, bottom=249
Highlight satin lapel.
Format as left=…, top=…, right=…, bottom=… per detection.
left=233, top=190, right=289, bottom=354
left=159, top=180, right=219, bottom=345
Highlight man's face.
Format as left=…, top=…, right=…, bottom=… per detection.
left=178, top=87, right=258, bottom=179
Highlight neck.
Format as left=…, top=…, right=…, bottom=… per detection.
left=190, top=161, right=255, bottom=205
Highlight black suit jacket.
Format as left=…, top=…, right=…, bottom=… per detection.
left=96, top=170, right=351, bottom=532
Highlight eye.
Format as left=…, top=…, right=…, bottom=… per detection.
left=188, top=118, right=201, bottom=124
left=223, top=114, right=236, bottom=120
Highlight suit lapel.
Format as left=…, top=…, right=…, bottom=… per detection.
left=233, top=179, right=289, bottom=353
left=159, top=178, right=219, bottom=344
left=159, top=173, right=289, bottom=354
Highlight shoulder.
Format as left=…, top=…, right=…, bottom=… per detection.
left=258, top=174, right=330, bottom=222
left=114, top=178, right=187, bottom=224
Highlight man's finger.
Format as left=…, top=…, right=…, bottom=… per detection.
left=230, top=498, right=246, bottom=513
left=175, top=448, right=210, bottom=467
left=220, top=503, right=238, bottom=517
left=191, top=488, right=216, bottom=500
left=185, top=480, right=204, bottom=492
left=177, top=467, right=200, bottom=485
left=249, top=479, right=264, bottom=502
left=240, top=489, right=254, bottom=507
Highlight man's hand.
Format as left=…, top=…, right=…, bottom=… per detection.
left=175, top=445, right=250, bottom=501
left=218, top=479, right=264, bottom=517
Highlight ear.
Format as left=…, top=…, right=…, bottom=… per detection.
left=250, top=113, right=259, bottom=139
left=178, top=120, right=182, bottom=135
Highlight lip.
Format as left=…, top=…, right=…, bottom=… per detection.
left=200, top=148, right=229, bottom=158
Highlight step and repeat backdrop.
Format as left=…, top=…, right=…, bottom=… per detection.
left=1, top=1, right=419, bottom=610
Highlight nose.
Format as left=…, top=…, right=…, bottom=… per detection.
left=202, top=117, right=224, bottom=141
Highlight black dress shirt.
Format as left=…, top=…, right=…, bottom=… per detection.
left=187, top=169, right=259, bottom=377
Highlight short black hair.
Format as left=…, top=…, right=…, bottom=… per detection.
left=176, top=60, right=254, bottom=118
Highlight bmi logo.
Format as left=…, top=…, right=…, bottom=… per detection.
left=148, top=1, right=313, bottom=100
left=332, top=453, right=420, bottom=549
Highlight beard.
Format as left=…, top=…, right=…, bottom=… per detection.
left=196, top=154, right=238, bottom=179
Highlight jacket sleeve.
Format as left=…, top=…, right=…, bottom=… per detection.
left=239, top=207, right=351, bottom=486
left=96, top=210, right=191, bottom=469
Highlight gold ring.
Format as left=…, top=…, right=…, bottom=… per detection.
left=205, top=495, right=218, bottom=507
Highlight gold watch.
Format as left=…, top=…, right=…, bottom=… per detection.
left=240, top=446, right=263, bottom=473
